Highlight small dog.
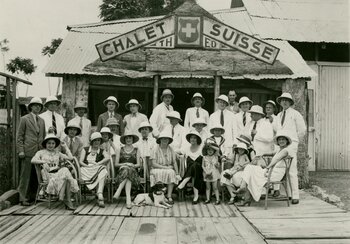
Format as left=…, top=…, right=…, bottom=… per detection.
left=133, top=183, right=172, bottom=209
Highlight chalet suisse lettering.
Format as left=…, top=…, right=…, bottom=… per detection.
left=96, top=16, right=175, bottom=61
left=203, top=17, right=279, bottom=64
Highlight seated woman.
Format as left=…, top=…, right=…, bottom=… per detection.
left=113, top=132, right=141, bottom=209
left=31, top=134, right=79, bottom=210
left=149, top=131, right=181, bottom=204
left=79, top=132, right=110, bottom=208
left=177, top=130, right=204, bottom=204
left=233, top=131, right=293, bottom=206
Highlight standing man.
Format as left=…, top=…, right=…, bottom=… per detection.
left=96, top=96, right=124, bottom=135
left=184, top=93, right=209, bottom=130
left=274, top=92, right=306, bottom=204
left=149, top=89, right=174, bottom=137
left=235, top=96, right=253, bottom=136
left=40, top=96, right=65, bottom=139
left=123, top=99, right=148, bottom=138
left=68, top=102, right=91, bottom=147
left=227, top=90, right=240, bottom=114
left=209, top=94, right=238, bottom=149
left=17, top=97, right=46, bottom=205
left=264, top=100, right=277, bottom=124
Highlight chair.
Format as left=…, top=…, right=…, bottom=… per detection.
left=220, top=158, right=234, bottom=202
left=139, top=157, right=150, bottom=193
left=34, top=160, right=79, bottom=208
left=263, top=155, right=293, bottom=210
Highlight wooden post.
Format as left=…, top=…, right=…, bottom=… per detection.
left=12, top=80, right=18, bottom=188
left=5, top=77, right=12, bottom=188
left=214, top=75, right=221, bottom=110
left=153, top=75, right=159, bottom=109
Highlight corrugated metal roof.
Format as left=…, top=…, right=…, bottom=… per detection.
left=242, top=0, right=350, bottom=43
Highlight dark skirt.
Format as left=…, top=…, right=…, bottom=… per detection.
left=182, top=156, right=204, bottom=192
left=115, top=164, right=140, bottom=188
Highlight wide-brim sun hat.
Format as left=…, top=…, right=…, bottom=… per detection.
left=90, top=132, right=102, bottom=142
left=192, top=117, right=207, bottom=127
left=277, top=92, right=294, bottom=105
left=215, top=94, right=229, bottom=105
left=138, top=121, right=153, bottom=133
left=209, top=124, right=225, bottom=134
left=191, top=92, right=205, bottom=105
left=100, top=127, right=113, bottom=139
left=156, top=131, right=173, bottom=144
left=166, top=111, right=182, bottom=122
left=120, top=132, right=139, bottom=144
left=27, top=97, right=43, bottom=112
left=160, top=89, right=174, bottom=101
left=106, top=117, right=120, bottom=127
left=248, top=105, right=265, bottom=116
left=42, top=133, right=61, bottom=148
left=237, top=134, right=252, bottom=146
left=185, top=130, right=202, bottom=145
left=234, top=142, right=248, bottom=154
left=274, top=131, right=292, bottom=146
left=238, top=96, right=253, bottom=108
left=64, top=121, right=82, bottom=135
left=74, top=102, right=88, bottom=112
left=44, top=96, right=61, bottom=107
left=202, top=140, right=220, bottom=156
left=103, top=96, right=119, bottom=108
left=125, top=99, right=142, bottom=110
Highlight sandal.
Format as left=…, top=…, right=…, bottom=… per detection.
left=167, top=198, right=174, bottom=205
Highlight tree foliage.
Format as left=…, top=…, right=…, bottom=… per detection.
left=42, top=38, right=63, bottom=57
left=7, top=57, right=36, bottom=75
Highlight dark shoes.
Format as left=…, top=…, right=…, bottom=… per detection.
left=64, top=201, right=76, bottom=211
left=273, top=190, right=280, bottom=197
left=214, top=200, right=220, bottom=205
left=204, top=199, right=210, bottom=204
left=192, top=199, right=199, bottom=205
left=291, top=199, right=299, bottom=204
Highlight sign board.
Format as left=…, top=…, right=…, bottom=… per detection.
left=175, top=16, right=202, bottom=48
left=146, top=35, right=175, bottom=49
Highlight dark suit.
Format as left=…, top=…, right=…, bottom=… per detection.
left=96, top=112, right=124, bottom=135
left=16, top=113, right=45, bottom=202
left=61, top=136, right=84, bottom=161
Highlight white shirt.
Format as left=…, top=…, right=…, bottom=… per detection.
left=245, top=119, right=274, bottom=156
left=164, top=123, right=186, bottom=153
left=112, top=134, right=122, bottom=151
left=209, top=109, right=238, bottom=147
left=69, top=116, right=92, bottom=147
left=183, top=107, right=209, bottom=129
left=149, top=102, right=174, bottom=137
left=235, top=111, right=251, bottom=136
left=123, top=112, right=148, bottom=138
left=40, top=110, right=65, bottom=139
left=136, top=136, right=157, bottom=158
left=274, top=107, right=306, bottom=143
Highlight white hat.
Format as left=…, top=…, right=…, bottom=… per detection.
left=185, top=130, right=202, bottom=144
left=160, top=89, right=174, bottom=101
left=191, top=93, right=205, bottom=105
left=106, top=118, right=120, bottom=127
left=64, top=120, right=81, bottom=135
left=209, top=124, right=225, bottom=134
left=90, top=132, right=102, bottom=142
left=166, top=111, right=182, bottom=122
left=44, top=96, right=61, bottom=107
left=235, top=142, right=248, bottom=153
left=120, top=131, right=139, bottom=144
left=28, top=97, right=43, bottom=112
left=100, top=127, right=113, bottom=139
left=156, top=131, right=173, bottom=144
left=42, top=133, right=60, bottom=148
left=215, top=94, right=229, bottom=105
left=277, top=92, right=294, bottom=105
left=125, top=99, right=142, bottom=110
left=138, top=121, right=153, bottom=132
left=263, top=100, right=277, bottom=109
left=274, top=131, right=292, bottom=146
left=192, top=117, right=207, bottom=127
left=248, top=105, right=265, bottom=116
left=103, top=96, right=119, bottom=108
left=74, top=102, right=88, bottom=112
left=238, top=96, right=253, bottom=107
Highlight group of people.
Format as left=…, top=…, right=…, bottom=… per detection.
left=16, top=88, right=306, bottom=210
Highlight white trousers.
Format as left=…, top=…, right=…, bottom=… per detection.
left=288, top=142, right=299, bottom=199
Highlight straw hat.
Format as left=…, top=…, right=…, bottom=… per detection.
left=277, top=92, right=294, bottom=105
left=234, top=142, right=248, bottom=154
left=236, top=134, right=252, bottom=146
left=64, top=120, right=82, bottom=135
left=27, top=97, right=43, bottom=112
left=106, top=118, right=120, bottom=127
left=191, top=92, right=205, bottom=105
left=185, top=130, right=202, bottom=145
left=90, top=132, right=102, bottom=142
left=100, top=127, right=113, bottom=139
left=192, top=117, right=207, bottom=127
left=248, top=105, right=265, bottom=116
left=44, top=96, right=61, bottom=107
left=209, top=124, right=225, bottom=134
left=202, top=139, right=220, bottom=156
left=103, top=96, right=119, bottom=108
left=166, top=111, right=182, bottom=122
left=160, top=89, right=174, bottom=101
left=120, top=132, right=139, bottom=144
left=138, top=121, right=153, bottom=133
left=215, top=94, right=229, bottom=105
left=238, top=96, right=253, bottom=107
left=125, top=99, right=142, bottom=110
left=42, top=133, right=60, bottom=148
left=74, top=102, right=88, bottom=112
left=156, top=131, right=173, bottom=144
left=273, top=131, right=292, bottom=146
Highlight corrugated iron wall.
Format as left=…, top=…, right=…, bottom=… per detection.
left=317, top=64, right=350, bottom=171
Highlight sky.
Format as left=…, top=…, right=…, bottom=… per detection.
left=0, top=0, right=231, bottom=97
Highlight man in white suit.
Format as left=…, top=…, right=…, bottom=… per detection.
left=40, top=96, right=65, bottom=139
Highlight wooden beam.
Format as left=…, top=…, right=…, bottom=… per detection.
left=153, top=75, right=159, bottom=109
left=61, top=75, right=77, bottom=123
left=0, top=72, right=32, bottom=85
left=5, top=77, right=12, bottom=188
left=214, top=76, right=221, bottom=111
left=11, top=80, right=18, bottom=188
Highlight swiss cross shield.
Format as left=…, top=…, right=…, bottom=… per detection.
left=176, top=16, right=202, bottom=47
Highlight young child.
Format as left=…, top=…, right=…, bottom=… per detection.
left=100, top=127, right=117, bottom=165
left=106, top=118, right=122, bottom=150
left=192, top=117, right=209, bottom=143
left=202, top=142, right=221, bottom=205
left=208, top=124, right=229, bottom=161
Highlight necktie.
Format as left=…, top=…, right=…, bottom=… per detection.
left=165, top=105, right=170, bottom=111
left=281, top=110, right=286, bottom=126
left=34, top=115, right=40, bottom=133
left=143, top=137, right=148, bottom=141
left=251, top=121, right=257, bottom=141
left=109, top=112, right=113, bottom=119
left=220, top=110, right=224, bottom=126
left=52, top=112, right=57, bottom=135
left=79, top=117, right=83, bottom=131
left=172, top=125, right=175, bottom=137
left=243, top=112, right=246, bottom=126
left=196, top=108, right=200, bottom=118
left=69, top=138, right=74, bottom=153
